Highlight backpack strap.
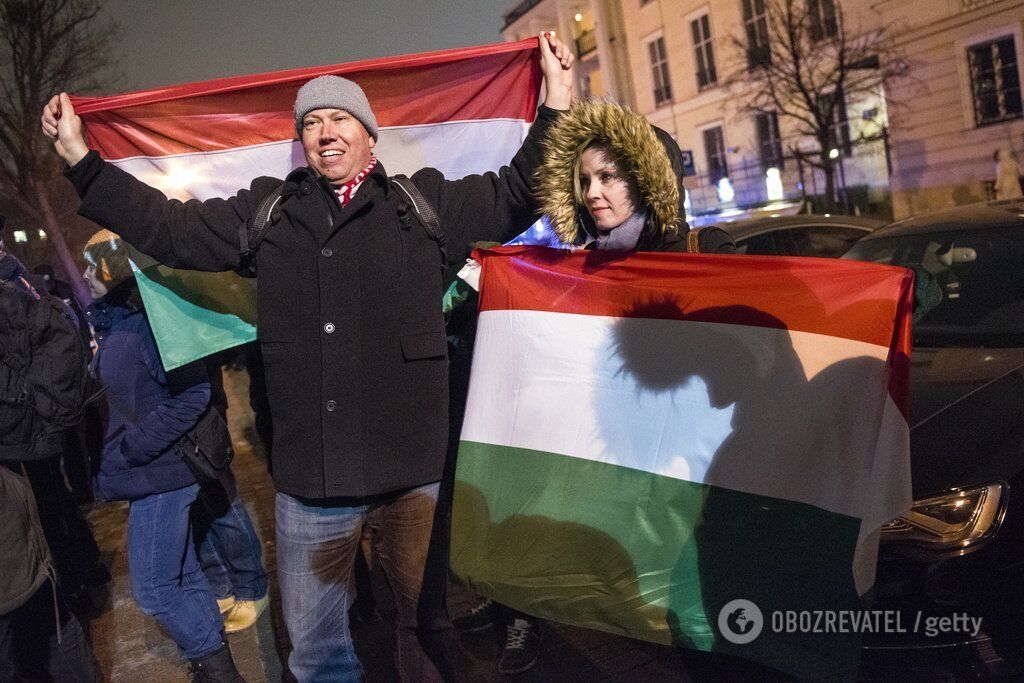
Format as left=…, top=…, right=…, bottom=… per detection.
left=237, top=183, right=285, bottom=277
left=391, top=175, right=448, bottom=272
left=236, top=176, right=448, bottom=275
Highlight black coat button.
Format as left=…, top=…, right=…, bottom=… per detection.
left=301, top=184, right=312, bottom=195
left=321, top=247, right=333, bottom=257
left=326, top=400, right=337, bottom=412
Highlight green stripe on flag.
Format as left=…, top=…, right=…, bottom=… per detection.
left=135, top=265, right=257, bottom=370
left=451, top=440, right=865, bottom=680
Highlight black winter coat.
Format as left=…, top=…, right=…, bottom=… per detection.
left=65, top=106, right=561, bottom=500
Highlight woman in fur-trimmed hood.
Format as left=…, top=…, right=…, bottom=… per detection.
left=535, top=100, right=734, bottom=253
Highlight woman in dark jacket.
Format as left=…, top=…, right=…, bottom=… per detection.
left=451, top=101, right=737, bottom=674
left=534, top=99, right=734, bottom=254
left=83, top=230, right=242, bottom=681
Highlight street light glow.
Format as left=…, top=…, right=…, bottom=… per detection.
left=829, top=148, right=840, bottom=160
left=765, top=167, right=784, bottom=201
left=717, top=177, right=735, bottom=203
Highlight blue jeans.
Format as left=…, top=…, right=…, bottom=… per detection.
left=194, top=468, right=268, bottom=602
left=127, top=483, right=223, bottom=661
left=276, top=482, right=445, bottom=683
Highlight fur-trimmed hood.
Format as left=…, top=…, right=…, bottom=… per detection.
left=535, top=100, right=681, bottom=247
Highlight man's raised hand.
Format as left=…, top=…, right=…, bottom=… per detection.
left=41, top=93, right=89, bottom=166
left=539, top=32, right=574, bottom=111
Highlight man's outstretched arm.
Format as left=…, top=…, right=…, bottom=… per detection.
left=41, top=93, right=261, bottom=273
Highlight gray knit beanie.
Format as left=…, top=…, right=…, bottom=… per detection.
left=294, top=75, right=379, bottom=140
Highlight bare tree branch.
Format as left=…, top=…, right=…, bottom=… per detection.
left=0, top=0, right=120, bottom=302
left=722, top=0, right=905, bottom=209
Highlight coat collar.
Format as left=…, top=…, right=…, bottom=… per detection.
left=283, top=161, right=392, bottom=199
left=85, top=281, right=142, bottom=332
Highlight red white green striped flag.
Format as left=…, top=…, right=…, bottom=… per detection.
left=450, top=246, right=913, bottom=680
left=71, top=40, right=542, bottom=369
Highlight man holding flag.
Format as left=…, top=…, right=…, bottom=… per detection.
left=42, top=33, right=573, bottom=682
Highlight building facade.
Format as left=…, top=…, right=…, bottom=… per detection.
left=503, top=0, right=1024, bottom=221
left=876, top=0, right=1024, bottom=218
left=504, top=0, right=894, bottom=222
left=501, top=0, right=637, bottom=107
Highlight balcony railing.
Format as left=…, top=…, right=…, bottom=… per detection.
left=684, top=136, right=891, bottom=219
left=576, top=29, right=597, bottom=57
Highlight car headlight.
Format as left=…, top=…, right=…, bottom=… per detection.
left=880, top=482, right=1006, bottom=552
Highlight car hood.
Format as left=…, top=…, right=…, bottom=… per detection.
left=908, top=347, right=1024, bottom=497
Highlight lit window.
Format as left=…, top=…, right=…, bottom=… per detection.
left=13, top=230, right=27, bottom=243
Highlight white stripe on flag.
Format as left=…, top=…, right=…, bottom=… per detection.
left=461, top=309, right=909, bottom=540
left=110, top=118, right=531, bottom=200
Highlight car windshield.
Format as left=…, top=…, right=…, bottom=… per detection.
left=843, top=227, right=1024, bottom=347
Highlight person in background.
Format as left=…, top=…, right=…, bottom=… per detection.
left=195, top=351, right=269, bottom=633
left=994, top=147, right=1023, bottom=200
left=0, top=225, right=110, bottom=613
left=1, top=221, right=101, bottom=681
left=83, top=230, right=243, bottom=682
left=0, top=463, right=101, bottom=681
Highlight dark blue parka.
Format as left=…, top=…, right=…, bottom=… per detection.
left=87, top=283, right=209, bottom=501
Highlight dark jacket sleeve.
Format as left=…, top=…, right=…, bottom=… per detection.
left=65, top=151, right=282, bottom=272
left=121, top=321, right=211, bottom=466
left=699, top=227, right=738, bottom=254
left=412, top=105, right=562, bottom=263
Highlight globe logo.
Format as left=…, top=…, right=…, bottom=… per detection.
left=718, top=599, right=764, bottom=644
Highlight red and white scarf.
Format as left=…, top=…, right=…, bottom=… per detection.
left=334, top=156, right=379, bottom=207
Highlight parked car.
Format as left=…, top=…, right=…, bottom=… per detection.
left=712, top=214, right=883, bottom=257
left=841, top=199, right=1024, bottom=676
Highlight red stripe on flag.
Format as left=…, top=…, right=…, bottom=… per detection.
left=887, top=272, right=914, bottom=420
left=73, top=39, right=541, bottom=160
left=474, top=245, right=914, bottom=351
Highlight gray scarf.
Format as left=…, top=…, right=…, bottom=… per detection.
left=593, top=212, right=646, bottom=251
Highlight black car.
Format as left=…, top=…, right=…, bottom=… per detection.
left=712, top=214, right=882, bottom=257
left=840, top=200, right=1024, bottom=676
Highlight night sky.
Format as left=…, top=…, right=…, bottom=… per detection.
left=100, top=0, right=522, bottom=92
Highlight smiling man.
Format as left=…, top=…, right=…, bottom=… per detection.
left=296, top=75, right=380, bottom=186
left=42, top=34, right=574, bottom=682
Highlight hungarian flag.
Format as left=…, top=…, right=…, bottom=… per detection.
left=450, top=246, right=913, bottom=680
left=71, top=40, right=542, bottom=369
